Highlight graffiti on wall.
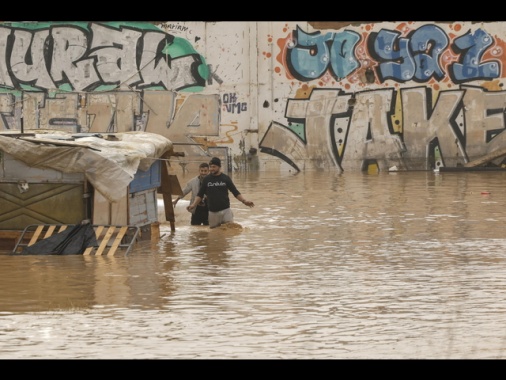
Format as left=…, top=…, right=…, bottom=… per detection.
left=279, top=23, right=504, bottom=87
left=0, top=90, right=220, bottom=144
left=223, top=93, right=247, bottom=114
left=2, top=21, right=506, bottom=173
left=0, top=21, right=207, bottom=92
left=260, top=84, right=506, bottom=172
left=261, top=22, right=506, bottom=172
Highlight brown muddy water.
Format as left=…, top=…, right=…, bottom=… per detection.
left=2, top=170, right=506, bottom=359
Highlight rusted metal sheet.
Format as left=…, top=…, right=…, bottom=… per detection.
left=0, top=182, right=86, bottom=230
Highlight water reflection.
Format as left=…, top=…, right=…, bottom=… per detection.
left=2, top=171, right=506, bottom=358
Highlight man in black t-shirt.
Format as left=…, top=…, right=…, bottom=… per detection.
left=187, top=157, right=254, bottom=228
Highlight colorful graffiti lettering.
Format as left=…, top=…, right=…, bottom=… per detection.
left=259, top=85, right=506, bottom=172
left=0, top=21, right=208, bottom=92
left=284, top=24, right=502, bottom=85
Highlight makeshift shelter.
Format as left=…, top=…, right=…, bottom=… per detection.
left=0, top=130, right=182, bottom=251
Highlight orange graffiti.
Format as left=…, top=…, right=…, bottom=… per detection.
left=276, top=34, right=295, bottom=80
left=192, top=136, right=213, bottom=149
left=191, top=123, right=239, bottom=149
left=210, top=123, right=238, bottom=144
left=294, top=84, right=316, bottom=99
left=452, top=23, right=462, bottom=32
left=175, top=95, right=187, bottom=114
left=483, top=35, right=506, bottom=72
left=395, top=22, right=413, bottom=34
left=481, top=79, right=503, bottom=91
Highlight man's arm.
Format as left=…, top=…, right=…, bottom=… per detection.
left=187, top=196, right=203, bottom=211
left=173, top=178, right=194, bottom=206
left=236, top=193, right=254, bottom=208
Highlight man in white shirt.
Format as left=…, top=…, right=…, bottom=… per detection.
left=173, top=162, right=210, bottom=225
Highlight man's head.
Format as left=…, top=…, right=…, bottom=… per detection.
left=198, top=162, right=209, bottom=177
left=209, top=157, right=222, bottom=175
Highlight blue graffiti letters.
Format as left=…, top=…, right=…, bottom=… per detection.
left=287, top=25, right=501, bottom=85
left=287, top=26, right=361, bottom=81
left=451, top=29, right=500, bottom=83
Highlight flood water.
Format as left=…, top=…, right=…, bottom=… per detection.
left=2, top=170, right=506, bottom=359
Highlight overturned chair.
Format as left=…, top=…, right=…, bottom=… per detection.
left=12, top=221, right=140, bottom=256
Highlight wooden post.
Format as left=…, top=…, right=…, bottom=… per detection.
left=157, top=152, right=183, bottom=232
left=159, top=160, right=175, bottom=231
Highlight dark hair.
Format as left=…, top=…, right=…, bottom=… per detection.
left=199, top=162, right=209, bottom=168
left=209, top=157, right=221, bottom=167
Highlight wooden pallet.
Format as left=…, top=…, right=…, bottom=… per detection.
left=12, top=224, right=140, bottom=256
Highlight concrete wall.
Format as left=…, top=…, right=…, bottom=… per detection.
left=0, top=21, right=505, bottom=174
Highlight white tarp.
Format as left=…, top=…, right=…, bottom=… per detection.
left=0, top=131, right=173, bottom=202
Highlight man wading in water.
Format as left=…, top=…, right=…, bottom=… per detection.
left=173, top=162, right=210, bottom=226
left=187, top=157, right=254, bottom=228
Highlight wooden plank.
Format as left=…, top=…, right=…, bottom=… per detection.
left=168, top=174, right=183, bottom=196
left=93, top=191, right=111, bottom=225
left=28, top=225, right=44, bottom=246
left=93, top=190, right=128, bottom=225
left=83, top=225, right=104, bottom=256
left=107, top=226, right=128, bottom=256
left=13, top=223, right=138, bottom=256
left=44, top=225, right=56, bottom=238
left=158, top=161, right=183, bottom=196
left=82, top=246, right=93, bottom=256
left=439, top=166, right=506, bottom=172
left=162, top=192, right=175, bottom=231
left=95, top=226, right=116, bottom=256
left=94, top=225, right=105, bottom=239
left=158, top=160, right=178, bottom=231
left=110, top=191, right=128, bottom=225
left=0, top=230, right=24, bottom=239
left=464, top=146, right=506, bottom=167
